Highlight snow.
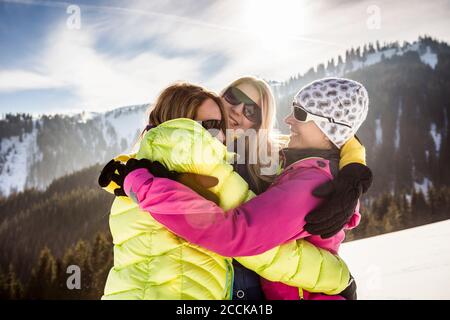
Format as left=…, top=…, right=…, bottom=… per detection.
left=361, top=48, right=397, bottom=69
left=402, top=44, right=438, bottom=69
left=268, top=80, right=283, bottom=87
left=414, top=177, right=432, bottom=195
left=403, top=42, right=420, bottom=53
left=102, top=106, right=146, bottom=152
left=420, top=46, right=438, bottom=69
left=375, top=118, right=382, bottom=145
left=340, top=220, right=450, bottom=299
left=77, top=111, right=98, bottom=123
left=350, top=60, right=364, bottom=73
left=430, top=123, right=442, bottom=153
left=405, top=194, right=412, bottom=204
left=0, top=129, right=38, bottom=196
left=363, top=51, right=383, bottom=66
left=0, top=105, right=148, bottom=197
left=345, top=48, right=399, bottom=74
left=346, top=49, right=394, bottom=74
left=343, top=42, right=438, bottom=75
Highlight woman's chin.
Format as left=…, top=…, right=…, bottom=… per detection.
left=288, top=142, right=300, bottom=149
left=288, top=137, right=302, bottom=149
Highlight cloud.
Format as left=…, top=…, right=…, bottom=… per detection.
left=0, top=11, right=210, bottom=109
left=1, top=0, right=450, bottom=113
left=39, top=27, right=204, bottom=110
left=0, top=70, right=64, bottom=92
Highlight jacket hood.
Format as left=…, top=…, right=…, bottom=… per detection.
left=137, top=118, right=235, bottom=175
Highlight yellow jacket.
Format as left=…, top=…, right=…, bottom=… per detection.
left=102, top=119, right=361, bottom=299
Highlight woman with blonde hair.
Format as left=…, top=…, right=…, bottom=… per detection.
left=218, top=76, right=278, bottom=299
left=99, top=81, right=354, bottom=300
left=220, top=76, right=278, bottom=194
left=114, top=77, right=373, bottom=300
left=217, top=76, right=368, bottom=299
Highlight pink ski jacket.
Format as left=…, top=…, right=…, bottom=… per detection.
left=124, top=157, right=360, bottom=299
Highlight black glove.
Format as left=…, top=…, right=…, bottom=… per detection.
left=98, top=159, right=123, bottom=189
left=99, top=158, right=220, bottom=203
left=98, top=158, right=177, bottom=197
left=304, top=163, right=373, bottom=239
left=340, top=274, right=357, bottom=300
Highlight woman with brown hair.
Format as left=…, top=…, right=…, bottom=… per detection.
left=99, top=81, right=355, bottom=300
left=120, top=77, right=371, bottom=300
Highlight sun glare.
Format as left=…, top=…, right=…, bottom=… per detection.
left=242, top=0, right=309, bottom=43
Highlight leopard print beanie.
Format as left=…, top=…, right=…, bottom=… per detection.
left=293, top=77, right=369, bottom=148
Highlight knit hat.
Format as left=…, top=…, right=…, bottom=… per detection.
left=293, top=77, right=369, bottom=148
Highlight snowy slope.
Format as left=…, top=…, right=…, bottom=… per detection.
left=347, top=44, right=438, bottom=74
left=0, top=129, right=42, bottom=196
left=0, top=104, right=147, bottom=197
left=282, top=40, right=441, bottom=99
left=340, top=220, right=450, bottom=300
left=101, top=105, right=147, bottom=149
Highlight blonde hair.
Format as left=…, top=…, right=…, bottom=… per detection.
left=221, top=76, right=279, bottom=193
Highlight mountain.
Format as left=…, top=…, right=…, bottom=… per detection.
left=271, top=37, right=442, bottom=102
left=1, top=36, right=450, bottom=199
left=340, top=219, right=450, bottom=299
left=1, top=35, right=449, bottom=300
left=0, top=105, right=148, bottom=197
left=271, top=36, right=450, bottom=197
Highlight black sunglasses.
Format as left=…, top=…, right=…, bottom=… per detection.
left=292, top=102, right=352, bottom=128
left=196, top=120, right=226, bottom=140
left=198, top=119, right=224, bottom=131
left=223, top=87, right=262, bottom=124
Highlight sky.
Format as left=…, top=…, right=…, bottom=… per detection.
left=0, top=0, right=449, bottom=115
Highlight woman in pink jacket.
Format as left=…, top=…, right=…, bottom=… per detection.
left=121, top=78, right=371, bottom=299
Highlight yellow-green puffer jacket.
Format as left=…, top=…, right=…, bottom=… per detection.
left=102, top=118, right=349, bottom=299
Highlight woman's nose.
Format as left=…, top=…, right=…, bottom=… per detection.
left=231, top=103, right=245, bottom=115
left=284, top=112, right=295, bottom=125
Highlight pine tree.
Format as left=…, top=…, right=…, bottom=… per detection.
left=410, top=190, right=429, bottom=225
left=89, top=233, right=113, bottom=299
left=27, top=247, right=58, bottom=299
left=6, top=264, right=24, bottom=299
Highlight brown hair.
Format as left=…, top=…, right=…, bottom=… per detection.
left=132, top=82, right=228, bottom=151
left=148, top=82, right=227, bottom=128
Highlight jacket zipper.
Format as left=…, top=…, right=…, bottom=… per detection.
left=223, top=259, right=234, bottom=300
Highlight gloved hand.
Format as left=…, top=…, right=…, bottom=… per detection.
left=99, top=158, right=220, bottom=203
left=98, top=159, right=123, bottom=191
left=339, top=274, right=357, bottom=300
left=98, top=158, right=174, bottom=197
left=304, top=163, right=373, bottom=239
